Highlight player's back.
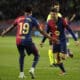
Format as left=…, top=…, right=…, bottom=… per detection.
left=15, top=15, right=39, bottom=45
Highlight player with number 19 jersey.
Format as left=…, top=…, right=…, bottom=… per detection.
left=13, top=16, right=39, bottom=45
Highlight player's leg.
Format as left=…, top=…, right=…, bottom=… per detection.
left=48, top=40, right=56, bottom=67
left=26, top=43, right=40, bottom=79
left=66, top=36, right=70, bottom=46
left=66, top=37, right=73, bottom=58
left=48, top=45, right=54, bottom=66
left=55, top=52, right=66, bottom=74
left=58, top=41, right=67, bottom=74
left=53, top=44, right=66, bottom=74
left=60, top=40, right=67, bottom=60
left=17, top=45, right=26, bottom=78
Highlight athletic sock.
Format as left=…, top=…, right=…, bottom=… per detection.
left=58, top=63, right=66, bottom=72
left=32, top=55, right=39, bottom=68
left=48, top=49, right=54, bottom=65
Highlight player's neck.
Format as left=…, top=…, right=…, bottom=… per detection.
left=25, top=13, right=32, bottom=17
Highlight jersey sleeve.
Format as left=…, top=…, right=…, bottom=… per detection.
left=62, top=18, right=69, bottom=27
left=66, top=26, right=77, bottom=41
left=47, top=14, right=51, bottom=22
left=32, top=18, right=39, bottom=28
left=58, top=13, right=62, bottom=18
left=13, top=18, right=18, bottom=26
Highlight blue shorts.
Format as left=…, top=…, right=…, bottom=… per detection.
left=17, top=42, right=39, bottom=56
left=53, top=40, right=67, bottom=54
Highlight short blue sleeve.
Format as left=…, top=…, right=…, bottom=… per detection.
left=32, top=17, right=39, bottom=28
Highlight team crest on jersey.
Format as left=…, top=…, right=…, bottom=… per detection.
left=55, top=30, right=60, bottom=36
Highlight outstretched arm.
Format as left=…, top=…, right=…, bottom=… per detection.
left=66, top=25, right=80, bottom=45
left=38, top=24, right=58, bottom=44
left=1, top=23, right=16, bottom=37
left=70, top=14, right=76, bottom=22
left=66, top=25, right=77, bottom=41
left=40, top=24, right=50, bottom=45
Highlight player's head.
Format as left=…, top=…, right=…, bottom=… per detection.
left=50, top=7, right=58, bottom=16
left=23, top=5, right=33, bottom=16
left=53, top=2, right=60, bottom=12
left=50, top=8, right=58, bottom=21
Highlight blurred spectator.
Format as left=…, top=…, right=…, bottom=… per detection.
left=0, top=0, right=80, bottom=21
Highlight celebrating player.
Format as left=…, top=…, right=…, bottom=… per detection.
left=40, top=1, right=62, bottom=67
left=1, top=5, right=57, bottom=79
left=42, top=8, right=79, bottom=74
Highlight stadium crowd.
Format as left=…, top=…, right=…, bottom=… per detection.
left=0, top=0, right=80, bottom=21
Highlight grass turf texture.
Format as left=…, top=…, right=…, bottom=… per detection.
left=0, top=36, right=80, bottom=80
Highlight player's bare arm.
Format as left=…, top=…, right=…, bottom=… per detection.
left=1, top=23, right=17, bottom=37
left=37, top=24, right=58, bottom=43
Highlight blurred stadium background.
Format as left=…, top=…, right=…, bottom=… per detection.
left=0, top=0, right=80, bottom=38
left=0, top=1, right=80, bottom=80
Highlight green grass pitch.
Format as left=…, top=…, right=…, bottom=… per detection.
left=0, top=36, right=80, bottom=80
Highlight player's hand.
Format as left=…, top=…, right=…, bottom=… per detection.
left=40, top=42, right=44, bottom=47
left=1, top=30, right=6, bottom=37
